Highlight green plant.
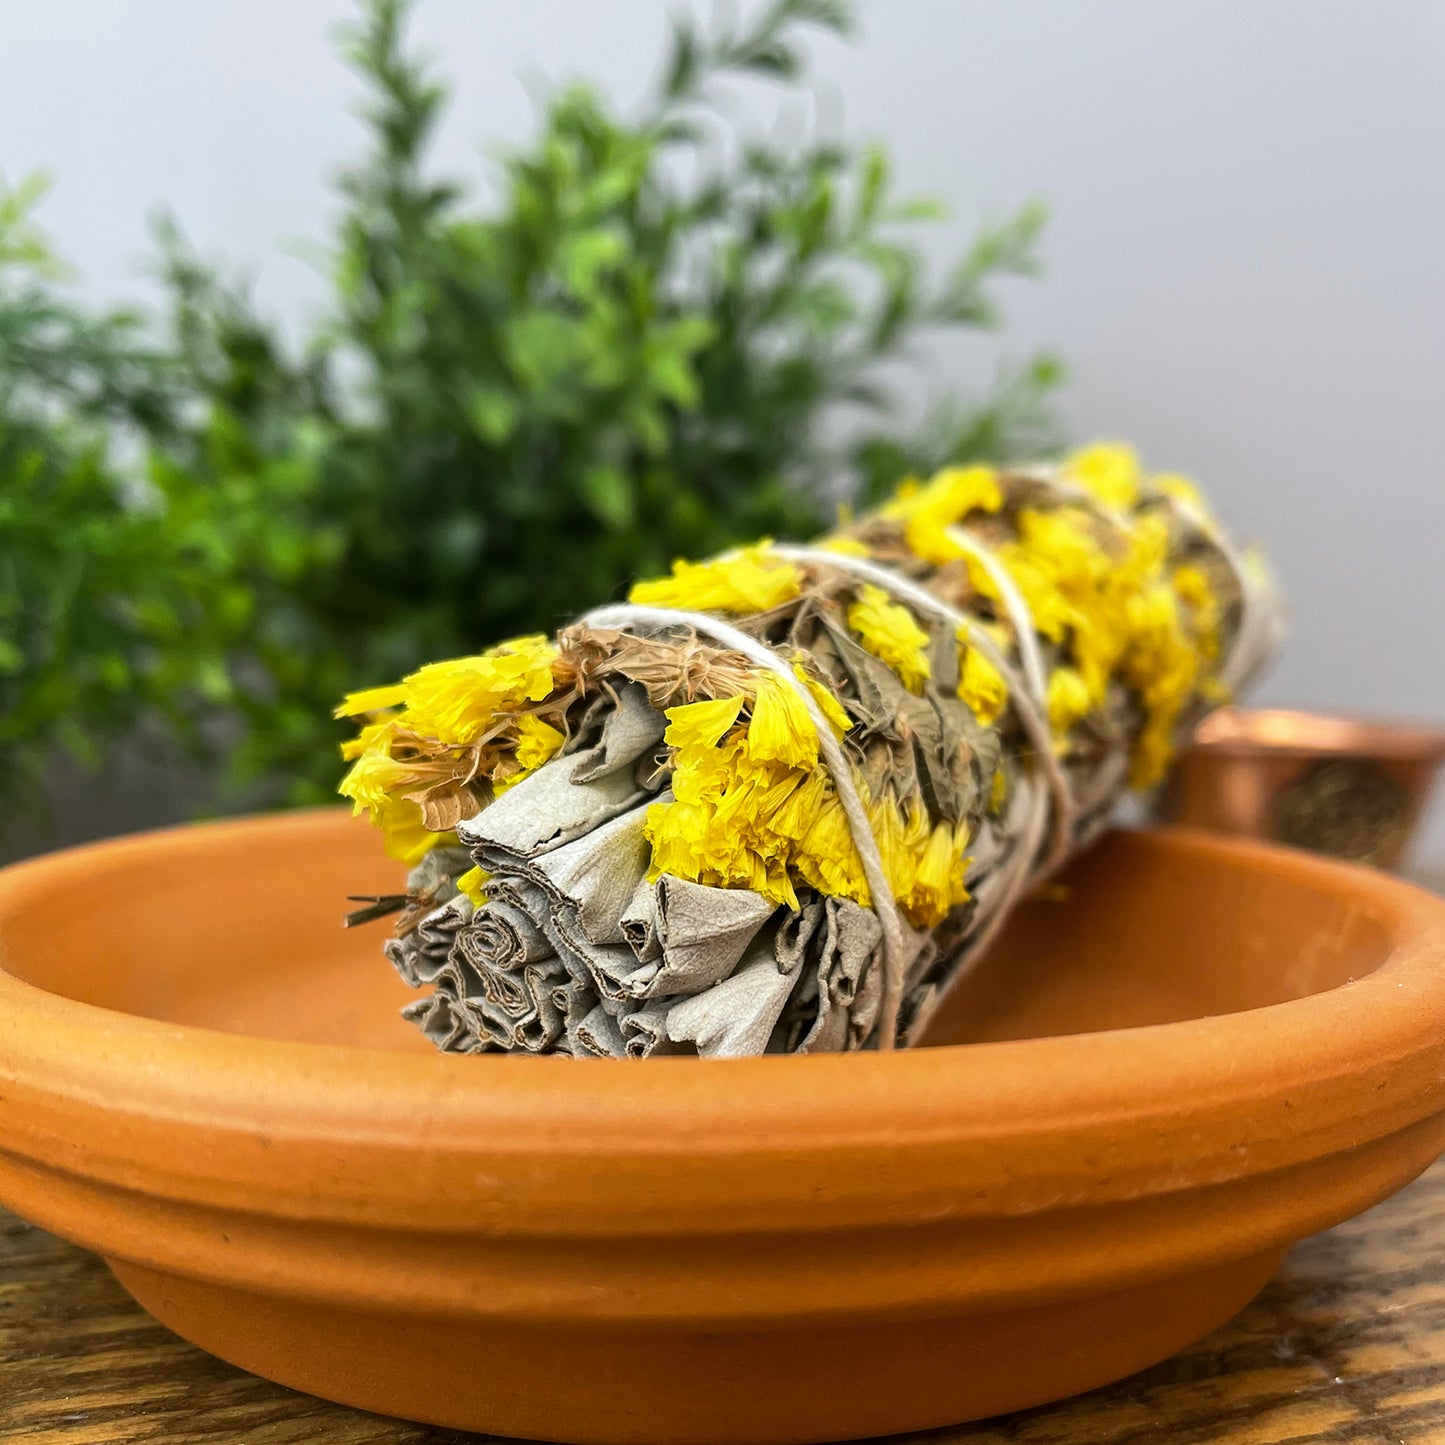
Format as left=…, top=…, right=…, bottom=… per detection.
left=0, top=177, right=214, bottom=814
left=1, top=0, right=1062, bottom=821
left=150, top=0, right=1061, bottom=805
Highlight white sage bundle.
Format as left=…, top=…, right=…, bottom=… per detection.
left=338, top=445, right=1279, bottom=1057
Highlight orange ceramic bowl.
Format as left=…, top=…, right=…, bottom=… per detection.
left=0, top=811, right=1443, bottom=1444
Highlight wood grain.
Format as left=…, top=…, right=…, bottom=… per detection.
left=0, top=1159, right=1440, bottom=1444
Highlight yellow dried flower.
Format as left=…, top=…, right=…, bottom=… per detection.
left=868, top=794, right=911, bottom=901
left=862, top=794, right=971, bottom=928
left=995, top=508, right=1104, bottom=663
left=847, top=584, right=931, bottom=694
left=1172, top=563, right=1222, bottom=665
left=338, top=744, right=415, bottom=814
left=902, top=819, right=970, bottom=928
left=818, top=535, right=872, bottom=558
left=493, top=713, right=567, bottom=795
left=663, top=694, right=746, bottom=754
left=1153, top=472, right=1206, bottom=510
left=991, top=549, right=1075, bottom=644
left=957, top=635, right=1009, bottom=727
left=1120, top=583, right=1198, bottom=788
left=768, top=768, right=829, bottom=843
left=512, top=714, right=566, bottom=771
left=1024, top=508, right=1121, bottom=705
left=630, top=542, right=802, bottom=614
left=335, top=683, right=408, bottom=717
left=337, top=633, right=566, bottom=863
left=714, top=756, right=805, bottom=839
left=871, top=793, right=925, bottom=904
left=456, top=865, right=489, bottom=906
left=645, top=735, right=807, bottom=912
left=1016, top=507, right=1106, bottom=584
left=339, top=716, right=401, bottom=762
left=668, top=722, right=747, bottom=809
left=1048, top=666, right=1092, bottom=743
left=645, top=797, right=711, bottom=882
left=337, top=737, right=460, bottom=863
left=880, top=465, right=1003, bottom=567
left=793, top=791, right=871, bottom=908
left=990, top=769, right=1008, bottom=812
left=376, top=796, right=457, bottom=867
left=1121, top=511, right=1170, bottom=578
left=747, top=671, right=819, bottom=770
left=791, top=660, right=853, bottom=739
left=1065, top=442, right=1142, bottom=510
left=402, top=636, right=560, bottom=745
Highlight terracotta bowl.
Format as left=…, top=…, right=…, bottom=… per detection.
left=1, top=811, right=1443, bottom=1445
left=1162, top=707, right=1445, bottom=869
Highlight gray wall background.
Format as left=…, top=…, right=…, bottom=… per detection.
left=3, top=0, right=1443, bottom=859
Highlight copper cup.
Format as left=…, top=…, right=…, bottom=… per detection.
left=1161, top=708, right=1445, bottom=871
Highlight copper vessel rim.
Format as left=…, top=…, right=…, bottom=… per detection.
left=1189, top=707, right=1445, bottom=761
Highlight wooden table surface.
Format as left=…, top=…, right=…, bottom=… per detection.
left=0, top=1156, right=1440, bottom=1445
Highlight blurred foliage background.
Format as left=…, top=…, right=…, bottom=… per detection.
left=0, top=0, right=1060, bottom=842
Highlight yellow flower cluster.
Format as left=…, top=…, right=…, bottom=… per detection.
left=924, top=444, right=1225, bottom=783
left=1066, top=441, right=1143, bottom=511
left=1171, top=563, right=1222, bottom=668
left=1047, top=667, right=1092, bottom=740
left=1118, top=575, right=1211, bottom=788
left=338, top=635, right=559, bottom=745
left=879, top=464, right=1003, bottom=566
left=827, top=445, right=1225, bottom=782
left=957, top=631, right=1009, bottom=727
left=869, top=792, right=972, bottom=927
left=847, top=584, right=932, bottom=694
left=644, top=675, right=970, bottom=928
left=629, top=542, right=802, bottom=614
left=336, top=635, right=567, bottom=863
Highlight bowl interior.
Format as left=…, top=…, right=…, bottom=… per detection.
left=0, top=812, right=1397, bottom=1053
left=920, top=836, right=1390, bottom=1044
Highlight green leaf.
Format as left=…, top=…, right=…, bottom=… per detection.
left=578, top=464, right=635, bottom=530
left=195, top=656, right=234, bottom=705
left=645, top=346, right=699, bottom=408
left=466, top=385, right=519, bottom=444
left=663, top=19, right=701, bottom=99
left=561, top=227, right=627, bottom=295
left=855, top=146, right=887, bottom=229
left=885, top=195, right=948, bottom=224
left=506, top=310, right=585, bottom=392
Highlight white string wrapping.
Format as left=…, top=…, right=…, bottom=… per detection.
left=580, top=602, right=910, bottom=1050
left=587, top=521, right=1069, bottom=1051
left=771, top=540, right=1072, bottom=1038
